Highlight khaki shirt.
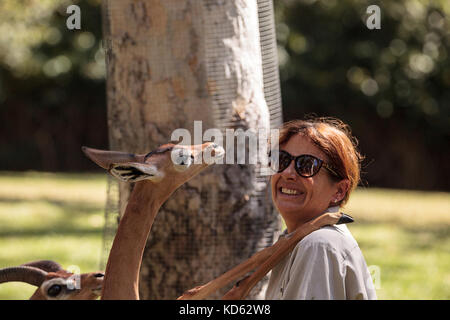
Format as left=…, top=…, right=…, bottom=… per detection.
left=265, top=209, right=377, bottom=300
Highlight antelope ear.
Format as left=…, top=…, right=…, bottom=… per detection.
left=109, top=162, right=163, bottom=183
left=82, top=146, right=139, bottom=170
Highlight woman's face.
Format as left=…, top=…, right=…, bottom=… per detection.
left=270, top=133, right=346, bottom=232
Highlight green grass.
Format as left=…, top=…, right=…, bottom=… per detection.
left=0, top=172, right=449, bottom=299
left=0, top=171, right=106, bottom=300
left=345, top=188, right=450, bottom=299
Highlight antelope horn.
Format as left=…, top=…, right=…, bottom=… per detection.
left=21, top=260, right=63, bottom=273
left=0, top=266, right=48, bottom=287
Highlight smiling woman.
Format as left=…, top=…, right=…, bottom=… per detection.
left=266, top=117, right=376, bottom=300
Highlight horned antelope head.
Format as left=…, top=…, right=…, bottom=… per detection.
left=82, top=142, right=225, bottom=191
left=0, top=260, right=104, bottom=300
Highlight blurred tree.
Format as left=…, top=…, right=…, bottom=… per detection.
left=0, top=0, right=448, bottom=190
left=274, top=0, right=450, bottom=190
left=0, top=0, right=107, bottom=171
left=101, top=0, right=278, bottom=299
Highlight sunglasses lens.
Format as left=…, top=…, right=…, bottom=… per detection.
left=279, top=152, right=294, bottom=173
left=270, top=151, right=291, bottom=173
left=295, top=155, right=321, bottom=177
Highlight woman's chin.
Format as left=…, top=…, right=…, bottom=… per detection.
left=274, top=194, right=306, bottom=215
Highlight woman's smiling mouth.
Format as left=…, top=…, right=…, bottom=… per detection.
left=279, top=187, right=304, bottom=197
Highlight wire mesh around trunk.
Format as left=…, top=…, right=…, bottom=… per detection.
left=100, top=0, right=283, bottom=299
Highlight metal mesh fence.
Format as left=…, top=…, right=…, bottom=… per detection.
left=100, top=0, right=283, bottom=299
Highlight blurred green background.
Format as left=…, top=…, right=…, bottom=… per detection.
left=0, top=0, right=449, bottom=299
left=1, top=0, right=449, bottom=190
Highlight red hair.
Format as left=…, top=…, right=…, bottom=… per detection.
left=278, top=116, right=363, bottom=205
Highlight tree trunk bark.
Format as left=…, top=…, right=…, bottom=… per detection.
left=102, top=0, right=281, bottom=299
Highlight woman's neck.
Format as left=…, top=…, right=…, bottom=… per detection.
left=285, top=205, right=340, bottom=233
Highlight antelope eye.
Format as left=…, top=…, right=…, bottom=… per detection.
left=47, top=284, right=62, bottom=297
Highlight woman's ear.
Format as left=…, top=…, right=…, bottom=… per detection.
left=332, top=179, right=350, bottom=204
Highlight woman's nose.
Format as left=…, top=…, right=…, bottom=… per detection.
left=280, top=161, right=297, bottom=180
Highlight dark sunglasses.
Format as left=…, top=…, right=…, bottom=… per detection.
left=270, top=150, right=340, bottom=178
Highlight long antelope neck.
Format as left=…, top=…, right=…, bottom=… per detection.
left=222, top=211, right=353, bottom=300
left=178, top=211, right=351, bottom=300
left=100, top=180, right=163, bottom=300
left=177, top=241, right=278, bottom=300
left=221, top=218, right=326, bottom=299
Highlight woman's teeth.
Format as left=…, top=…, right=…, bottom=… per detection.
left=281, top=187, right=299, bottom=195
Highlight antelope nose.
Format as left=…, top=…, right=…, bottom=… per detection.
left=210, top=144, right=225, bottom=158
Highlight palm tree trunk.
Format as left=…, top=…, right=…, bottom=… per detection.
left=102, top=0, right=281, bottom=299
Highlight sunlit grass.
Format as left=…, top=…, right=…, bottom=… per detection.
left=0, top=171, right=106, bottom=204
left=0, top=172, right=449, bottom=299
left=0, top=171, right=106, bottom=300
left=344, top=188, right=450, bottom=299
left=0, top=235, right=103, bottom=300
left=345, top=187, right=450, bottom=227
left=348, top=223, right=450, bottom=299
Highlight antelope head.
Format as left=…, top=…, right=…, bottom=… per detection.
left=0, top=260, right=104, bottom=300
left=82, top=142, right=225, bottom=198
